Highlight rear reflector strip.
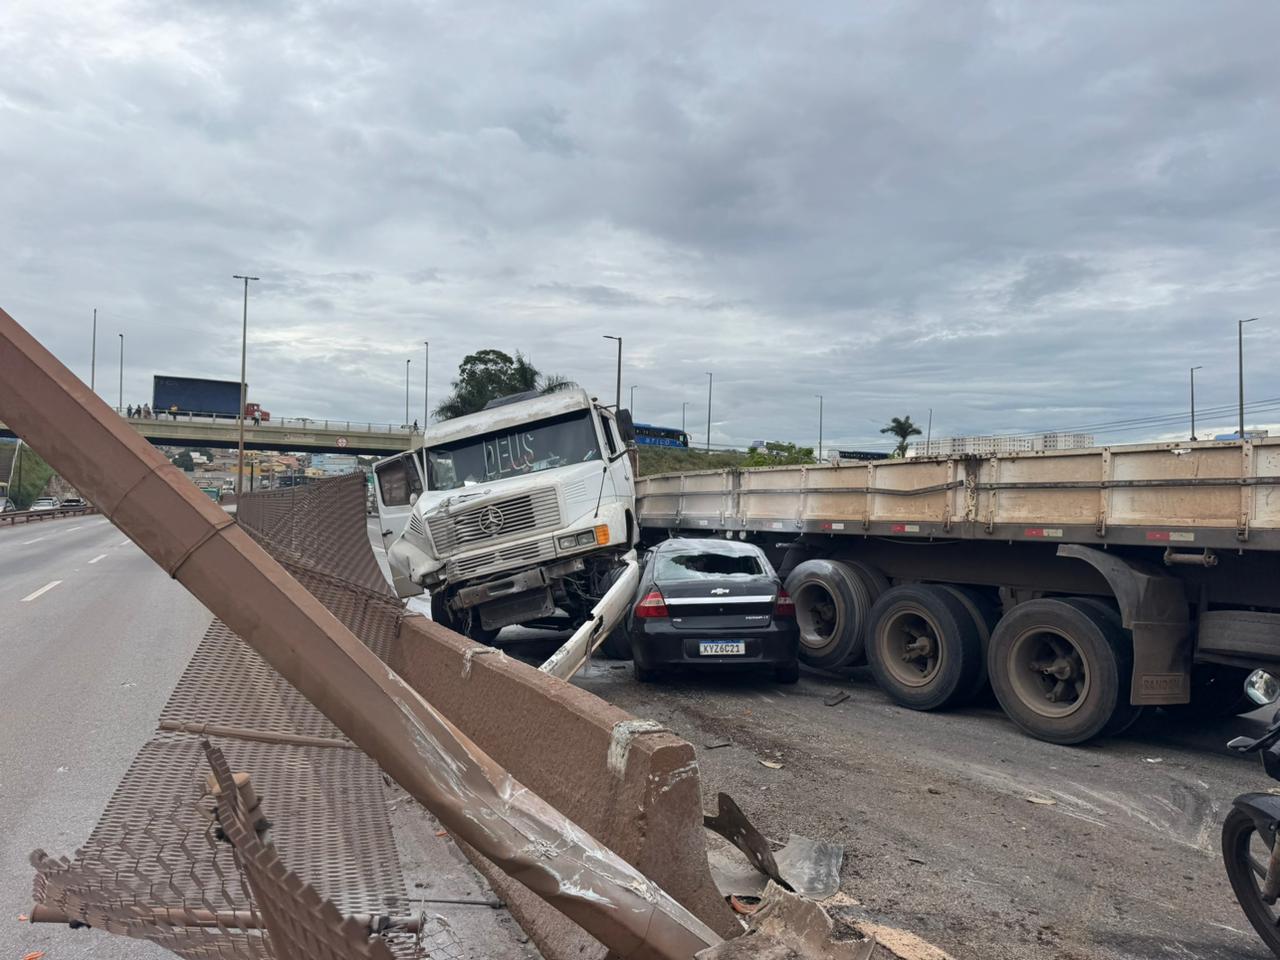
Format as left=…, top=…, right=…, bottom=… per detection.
left=1025, top=528, right=1063, bottom=538
left=1146, top=530, right=1196, bottom=542
left=890, top=523, right=921, bottom=533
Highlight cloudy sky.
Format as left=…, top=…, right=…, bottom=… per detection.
left=3, top=1, right=1278, bottom=451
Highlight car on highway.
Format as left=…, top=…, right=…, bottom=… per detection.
left=623, top=538, right=800, bottom=684
left=0, top=496, right=14, bottom=513
left=59, top=496, right=87, bottom=509
left=29, top=496, right=59, bottom=511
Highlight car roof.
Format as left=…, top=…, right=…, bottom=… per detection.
left=656, top=537, right=766, bottom=557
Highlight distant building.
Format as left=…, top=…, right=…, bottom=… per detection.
left=309, top=453, right=360, bottom=476
left=914, top=432, right=1094, bottom=458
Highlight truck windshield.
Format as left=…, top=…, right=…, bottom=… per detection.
left=426, top=410, right=601, bottom=491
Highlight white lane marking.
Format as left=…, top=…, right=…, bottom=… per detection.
left=118, top=538, right=131, bottom=546
left=22, top=537, right=46, bottom=545
left=65, top=525, right=83, bottom=532
left=89, top=553, right=108, bottom=564
left=21, top=580, right=63, bottom=602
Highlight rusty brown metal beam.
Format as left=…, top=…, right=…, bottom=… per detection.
left=0, top=307, right=721, bottom=960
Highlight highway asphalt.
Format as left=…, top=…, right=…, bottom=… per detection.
left=0, top=512, right=211, bottom=959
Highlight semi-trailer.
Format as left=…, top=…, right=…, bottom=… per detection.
left=635, top=438, right=1280, bottom=744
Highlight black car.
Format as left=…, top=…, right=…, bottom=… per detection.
left=623, top=538, right=800, bottom=683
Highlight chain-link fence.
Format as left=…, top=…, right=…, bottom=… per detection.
left=30, top=474, right=461, bottom=960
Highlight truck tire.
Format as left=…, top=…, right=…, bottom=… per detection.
left=938, top=585, right=999, bottom=705
left=1197, top=610, right=1280, bottom=659
left=865, top=585, right=984, bottom=711
left=1165, top=664, right=1255, bottom=720
left=988, top=598, right=1125, bottom=745
left=1058, top=597, right=1144, bottom=737
left=785, top=559, right=874, bottom=669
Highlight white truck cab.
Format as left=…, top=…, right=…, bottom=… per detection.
left=375, top=388, right=637, bottom=642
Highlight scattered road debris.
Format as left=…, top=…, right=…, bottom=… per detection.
left=759, top=759, right=784, bottom=769
left=705, top=739, right=733, bottom=750
left=824, top=691, right=851, bottom=707
left=1025, top=795, right=1058, bottom=806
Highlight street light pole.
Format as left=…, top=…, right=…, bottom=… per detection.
left=117, top=332, right=124, bottom=412
left=1239, top=318, right=1256, bottom=442
left=926, top=407, right=933, bottom=452
left=603, top=336, right=622, bottom=411
left=681, top=401, right=688, bottom=434
left=816, top=394, right=823, bottom=461
left=1190, top=365, right=1202, bottom=441
left=405, top=358, right=412, bottom=427
left=705, top=372, right=713, bottom=452
left=232, top=274, right=260, bottom=498
left=423, top=340, right=429, bottom=435
left=90, top=307, right=97, bottom=392
left=630, top=385, right=637, bottom=420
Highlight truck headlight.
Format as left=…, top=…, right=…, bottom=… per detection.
left=577, top=531, right=597, bottom=546
left=558, top=535, right=579, bottom=550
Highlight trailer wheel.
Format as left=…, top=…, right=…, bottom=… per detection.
left=1059, top=597, right=1144, bottom=736
left=938, top=585, right=999, bottom=706
left=865, top=585, right=984, bottom=711
left=988, top=599, right=1123, bottom=745
left=784, top=560, right=874, bottom=669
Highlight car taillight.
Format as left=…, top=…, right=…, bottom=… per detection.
left=774, top=588, right=795, bottom=617
left=634, top=589, right=669, bottom=619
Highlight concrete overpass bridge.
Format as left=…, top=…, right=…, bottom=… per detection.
left=1, top=412, right=417, bottom=456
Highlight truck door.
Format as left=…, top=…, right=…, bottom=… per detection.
left=374, top=451, right=427, bottom=597
left=373, top=451, right=424, bottom=543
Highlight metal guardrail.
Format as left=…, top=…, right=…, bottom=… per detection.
left=0, top=505, right=97, bottom=526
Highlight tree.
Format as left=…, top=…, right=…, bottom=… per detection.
left=880, top=416, right=922, bottom=458
left=433, top=349, right=576, bottom=420
left=171, top=450, right=195, bottom=471
left=742, top=441, right=815, bottom=467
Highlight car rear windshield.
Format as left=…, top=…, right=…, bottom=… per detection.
left=655, top=549, right=765, bottom=581
left=426, top=410, right=600, bottom=491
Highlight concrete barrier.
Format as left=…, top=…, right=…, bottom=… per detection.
left=390, top=617, right=741, bottom=957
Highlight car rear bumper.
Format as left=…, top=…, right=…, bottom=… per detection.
left=632, top=620, right=799, bottom=670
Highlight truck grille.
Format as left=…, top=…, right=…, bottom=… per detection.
left=427, top=487, right=561, bottom=557
left=447, top=537, right=556, bottom=579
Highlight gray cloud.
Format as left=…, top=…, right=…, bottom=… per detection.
left=2, top=0, right=1279, bottom=451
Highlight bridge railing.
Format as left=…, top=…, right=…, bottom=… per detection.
left=112, top=409, right=413, bottom=434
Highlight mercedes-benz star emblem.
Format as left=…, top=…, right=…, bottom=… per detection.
left=478, top=506, right=505, bottom=535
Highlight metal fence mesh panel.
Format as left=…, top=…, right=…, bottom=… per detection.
left=31, top=474, right=462, bottom=959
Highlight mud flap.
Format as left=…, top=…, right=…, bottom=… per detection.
left=1057, top=545, right=1191, bottom=705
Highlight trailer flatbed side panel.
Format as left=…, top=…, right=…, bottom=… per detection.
left=636, top=439, right=1280, bottom=551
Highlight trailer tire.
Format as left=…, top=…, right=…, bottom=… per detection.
left=988, top=599, right=1124, bottom=745
left=1198, top=610, right=1280, bottom=659
left=785, top=560, right=874, bottom=669
left=1059, top=597, right=1145, bottom=737
left=938, top=585, right=999, bottom=705
left=865, top=585, right=984, bottom=711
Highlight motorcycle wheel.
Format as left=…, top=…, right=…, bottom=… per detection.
left=1223, top=806, right=1280, bottom=957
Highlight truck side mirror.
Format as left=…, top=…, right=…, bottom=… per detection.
left=615, top=409, right=635, bottom=443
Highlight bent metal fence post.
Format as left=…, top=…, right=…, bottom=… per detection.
left=0, top=305, right=721, bottom=960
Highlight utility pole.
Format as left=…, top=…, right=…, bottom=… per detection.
left=90, top=308, right=97, bottom=392
left=816, top=394, right=824, bottom=461
left=603, top=336, right=622, bottom=411
left=1239, top=318, right=1256, bottom=442
left=423, top=340, right=430, bottom=435
left=681, top=401, right=688, bottom=435
left=705, top=372, right=713, bottom=452
left=926, top=407, right=933, bottom=453
left=117, top=333, right=124, bottom=412
left=405, top=358, right=412, bottom=427
left=1190, top=365, right=1202, bottom=441
left=232, top=275, right=260, bottom=498
left=630, top=385, right=637, bottom=420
